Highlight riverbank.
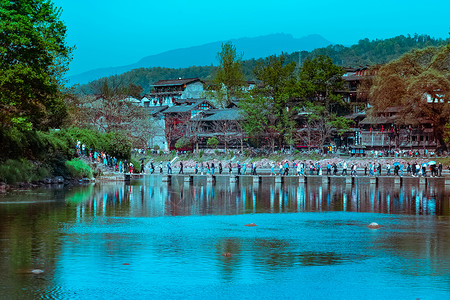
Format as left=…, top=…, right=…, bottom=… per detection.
left=2, top=153, right=448, bottom=192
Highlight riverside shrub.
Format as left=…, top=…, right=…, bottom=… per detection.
left=0, top=159, right=49, bottom=184
left=65, top=158, right=93, bottom=178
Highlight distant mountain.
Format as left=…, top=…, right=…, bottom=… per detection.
left=69, top=33, right=331, bottom=85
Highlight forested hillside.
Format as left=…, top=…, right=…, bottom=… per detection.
left=75, top=34, right=449, bottom=95
left=298, top=34, right=448, bottom=67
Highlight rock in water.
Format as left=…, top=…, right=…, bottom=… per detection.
left=31, top=269, right=44, bottom=274
left=222, top=253, right=233, bottom=257
left=368, top=222, right=381, bottom=229
left=244, top=223, right=257, bottom=227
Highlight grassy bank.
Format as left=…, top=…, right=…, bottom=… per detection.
left=0, top=127, right=131, bottom=184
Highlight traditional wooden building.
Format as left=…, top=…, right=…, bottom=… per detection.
left=359, top=107, right=437, bottom=152
left=339, top=66, right=379, bottom=113
left=142, top=78, right=204, bottom=107
left=197, top=108, right=243, bottom=150
left=162, top=98, right=215, bottom=150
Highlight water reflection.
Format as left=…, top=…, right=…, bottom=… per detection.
left=1, top=179, right=449, bottom=298
left=66, top=178, right=450, bottom=218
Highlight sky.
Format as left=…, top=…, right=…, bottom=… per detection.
left=53, top=0, right=450, bottom=76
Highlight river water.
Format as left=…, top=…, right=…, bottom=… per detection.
left=1, top=176, right=449, bottom=299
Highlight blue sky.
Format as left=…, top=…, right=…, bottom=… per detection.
left=53, top=0, right=450, bottom=76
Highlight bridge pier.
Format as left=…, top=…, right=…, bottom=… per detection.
left=345, top=177, right=352, bottom=185
left=124, top=174, right=131, bottom=182
left=419, top=177, right=426, bottom=186
left=184, top=175, right=193, bottom=184
left=162, top=175, right=171, bottom=183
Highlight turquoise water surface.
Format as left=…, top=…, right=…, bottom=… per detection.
left=1, top=177, right=449, bottom=299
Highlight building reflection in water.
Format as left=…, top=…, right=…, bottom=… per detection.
left=71, top=177, right=450, bottom=219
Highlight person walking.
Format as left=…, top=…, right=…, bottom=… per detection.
left=219, top=162, right=223, bottom=174
left=141, top=161, right=145, bottom=173
left=300, top=162, right=305, bottom=176
left=242, top=163, right=247, bottom=175
left=422, top=164, right=427, bottom=177
left=167, top=161, right=172, bottom=174
left=283, top=161, right=289, bottom=176
left=150, top=161, right=155, bottom=174
left=194, top=162, right=198, bottom=174
left=228, top=162, right=232, bottom=174
left=438, top=163, right=443, bottom=177
left=342, top=161, right=348, bottom=176
left=211, top=163, right=215, bottom=175
left=237, top=162, right=241, bottom=175
left=270, top=162, right=275, bottom=176
left=179, top=162, right=184, bottom=174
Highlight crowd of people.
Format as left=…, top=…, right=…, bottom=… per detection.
left=168, top=159, right=444, bottom=177
left=76, top=140, right=145, bottom=174
left=76, top=141, right=445, bottom=178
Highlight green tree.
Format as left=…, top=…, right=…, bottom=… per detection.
left=299, top=55, right=347, bottom=114
left=0, top=0, right=72, bottom=130
left=207, top=42, right=246, bottom=108
left=369, top=46, right=450, bottom=150
left=239, top=94, right=286, bottom=152
left=249, top=55, right=298, bottom=150
left=206, top=136, right=219, bottom=149
left=175, top=137, right=192, bottom=150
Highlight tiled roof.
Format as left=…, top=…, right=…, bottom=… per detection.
left=153, top=78, right=202, bottom=87
left=201, top=109, right=241, bottom=121
left=145, top=105, right=169, bottom=115
left=360, top=116, right=393, bottom=125
left=163, top=103, right=198, bottom=113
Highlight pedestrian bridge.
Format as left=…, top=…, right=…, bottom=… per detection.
left=124, top=173, right=448, bottom=187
